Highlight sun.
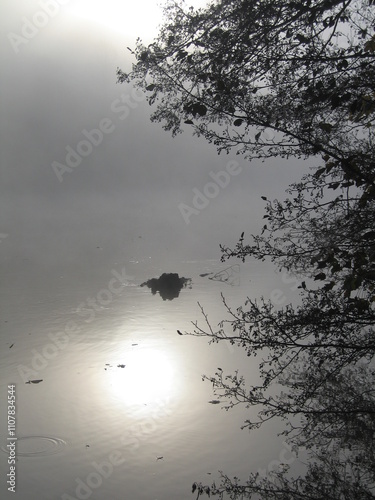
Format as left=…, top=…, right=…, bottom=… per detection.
left=70, top=0, right=209, bottom=38
left=107, top=347, right=176, bottom=406
left=69, top=0, right=168, bottom=38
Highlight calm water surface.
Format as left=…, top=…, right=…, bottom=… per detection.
left=1, top=258, right=291, bottom=499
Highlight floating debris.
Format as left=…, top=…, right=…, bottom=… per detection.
left=9, top=343, right=14, bottom=349
left=208, top=400, right=221, bottom=404
left=26, top=379, right=43, bottom=384
left=202, top=265, right=240, bottom=286
left=156, top=456, right=164, bottom=461
left=117, top=364, right=126, bottom=368
left=177, top=330, right=183, bottom=336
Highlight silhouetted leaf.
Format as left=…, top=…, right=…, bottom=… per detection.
left=318, top=123, right=333, bottom=133
left=314, top=273, right=326, bottom=281
left=296, top=33, right=310, bottom=43
left=314, top=167, right=326, bottom=178
left=193, top=103, right=207, bottom=116
left=323, top=281, right=335, bottom=291
left=362, top=230, right=375, bottom=240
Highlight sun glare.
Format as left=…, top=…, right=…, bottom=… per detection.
left=70, top=0, right=210, bottom=38
left=108, top=348, right=176, bottom=406
left=70, top=0, right=166, bottom=37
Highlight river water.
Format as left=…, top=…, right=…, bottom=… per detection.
left=0, top=255, right=299, bottom=500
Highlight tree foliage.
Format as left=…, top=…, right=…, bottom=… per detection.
left=118, top=0, right=375, bottom=497
left=119, top=0, right=375, bottom=188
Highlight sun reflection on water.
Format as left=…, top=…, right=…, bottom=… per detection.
left=107, top=347, right=176, bottom=407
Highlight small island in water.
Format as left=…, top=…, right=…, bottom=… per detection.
left=140, top=273, right=192, bottom=300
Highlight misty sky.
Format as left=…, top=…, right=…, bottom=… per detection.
left=1, top=0, right=311, bottom=289
left=0, top=4, right=317, bottom=497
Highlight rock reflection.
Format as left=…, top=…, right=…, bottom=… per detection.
left=140, top=273, right=192, bottom=300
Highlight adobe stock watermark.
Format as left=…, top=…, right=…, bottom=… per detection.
left=178, top=160, right=242, bottom=224
left=256, top=441, right=303, bottom=482
left=62, top=395, right=172, bottom=499
left=270, top=271, right=301, bottom=306
left=7, top=0, right=73, bottom=55
left=17, top=266, right=134, bottom=383
left=61, top=449, right=125, bottom=500
left=51, top=88, right=145, bottom=182
left=119, top=395, right=173, bottom=453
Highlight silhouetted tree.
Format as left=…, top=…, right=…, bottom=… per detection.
left=118, top=0, right=375, bottom=497
left=119, top=0, right=375, bottom=189
left=186, top=169, right=375, bottom=495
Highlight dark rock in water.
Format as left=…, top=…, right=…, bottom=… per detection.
left=140, top=273, right=192, bottom=300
